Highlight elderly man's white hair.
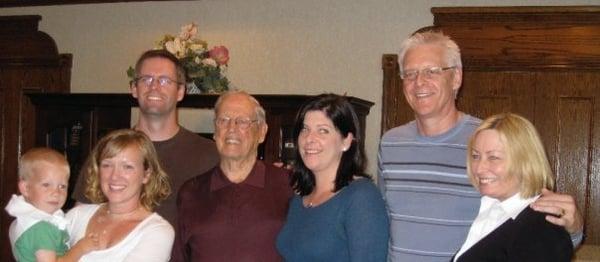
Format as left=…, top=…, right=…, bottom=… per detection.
left=214, top=90, right=266, bottom=122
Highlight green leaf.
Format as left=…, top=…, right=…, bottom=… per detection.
left=127, top=66, right=135, bottom=79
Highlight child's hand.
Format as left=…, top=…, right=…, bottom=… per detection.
left=74, top=233, right=103, bottom=252
left=57, top=233, right=104, bottom=262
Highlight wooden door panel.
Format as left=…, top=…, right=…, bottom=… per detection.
left=555, top=98, right=592, bottom=193
left=591, top=127, right=600, bottom=245
left=458, top=72, right=536, bottom=120
left=555, top=97, right=593, bottom=220
left=459, top=96, right=511, bottom=119
left=535, top=72, right=600, bottom=244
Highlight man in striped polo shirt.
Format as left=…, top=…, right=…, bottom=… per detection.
left=377, top=30, right=583, bottom=262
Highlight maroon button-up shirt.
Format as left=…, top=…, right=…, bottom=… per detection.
left=171, top=160, right=293, bottom=262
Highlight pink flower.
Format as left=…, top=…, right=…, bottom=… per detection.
left=209, top=46, right=229, bottom=66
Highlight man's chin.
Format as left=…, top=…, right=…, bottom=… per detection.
left=139, top=107, right=171, bottom=117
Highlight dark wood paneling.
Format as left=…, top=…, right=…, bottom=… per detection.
left=0, top=88, right=8, bottom=262
left=431, top=6, right=600, bottom=70
left=381, top=54, right=410, bottom=135
left=458, top=71, right=537, bottom=120
left=535, top=71, right=600, bottom=245
left=556, top=97, right=591, bottom=210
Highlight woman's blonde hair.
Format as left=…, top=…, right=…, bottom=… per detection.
left=467, top=113, right=554, bottom=198
left=84, top=129, right=170, bottom=211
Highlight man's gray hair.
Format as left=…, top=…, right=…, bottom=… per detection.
left=398, top=30, right=462, bottom=73
left=214, top=90, right=266, bottom=122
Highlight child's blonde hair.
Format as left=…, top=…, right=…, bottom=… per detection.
left=19, top=148, right=70, bottom=181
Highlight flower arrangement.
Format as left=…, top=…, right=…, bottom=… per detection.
left=128, top=23, right=230, bottom=94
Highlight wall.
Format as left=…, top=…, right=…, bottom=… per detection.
left=1, top=0, right=597, bottom=175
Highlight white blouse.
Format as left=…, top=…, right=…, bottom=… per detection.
left=66, top=204, right=174, bottom=262
left=454, top=193, right=539, bottom=261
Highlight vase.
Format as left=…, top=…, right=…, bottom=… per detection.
left=186, top=82, right=202, bottom=94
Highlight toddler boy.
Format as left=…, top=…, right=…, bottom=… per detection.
left=5, top=147, right=97, bottom=262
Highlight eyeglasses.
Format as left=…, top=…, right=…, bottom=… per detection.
left=134, top=75, right=181, bottom=88
left=400, top=66, right=456, bottom=81
left=214, top=116, right=260, bottom=130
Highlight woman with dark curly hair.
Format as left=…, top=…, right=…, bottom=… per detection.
left=276, top=93, right=389, bottom=261
left=66, top=129, right=173, bottom=261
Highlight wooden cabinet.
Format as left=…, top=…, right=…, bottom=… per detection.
left=27, top=93, right=373, bottom=206
left=381, top=6, right=600, bottom=248
left=0, top=15, right=71, bottom=261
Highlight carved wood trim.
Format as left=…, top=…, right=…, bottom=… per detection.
left=0, top=0, right=194, bottom=8
left=432, top=6, right=600, bottom=25
left=431, top=6, right=600, bottom=70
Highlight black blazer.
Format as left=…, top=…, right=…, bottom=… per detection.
left=454, top=207, right=573, bottom=262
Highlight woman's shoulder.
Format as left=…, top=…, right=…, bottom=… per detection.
left=518, top=207, right=566, bottom=230
left=141, top=213, right=174, bottom=234
left=343, top=178, right=384, bottom=202
left=509, top=207, right=573, bottom=260
left=146, top=213, right=172, bottom=225
left=346, top=178, right=378, bottom=192
left=514, top=207, right=572, bottom=245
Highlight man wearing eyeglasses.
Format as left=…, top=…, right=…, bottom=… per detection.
left=377, top=31, right=584, bottom=261
left=71, top=49, right=219, bottom=227
left=172, top=91, right=293, bottom=262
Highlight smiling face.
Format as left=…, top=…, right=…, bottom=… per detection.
left=402, top=43, right=461, bottom=120
left=19, top=162, right=69, bottom=214
left=131, top=57, right=185, bottom=117
left=470, top=129, right=520, bottom=201
left=213, top=93, right=268, bottom=164
left=298, top=110, right=353, bottom=178
left=99, top=145, right=149, bottom=208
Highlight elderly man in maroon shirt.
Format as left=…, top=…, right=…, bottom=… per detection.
left=171, top=90, right=293, bottom=262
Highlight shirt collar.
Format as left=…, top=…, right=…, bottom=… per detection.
left=5, top=194, right=68, bottom=231
left=480, top=193, right=539, bottom=220
left=210, top=160, right=266, bottom=191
